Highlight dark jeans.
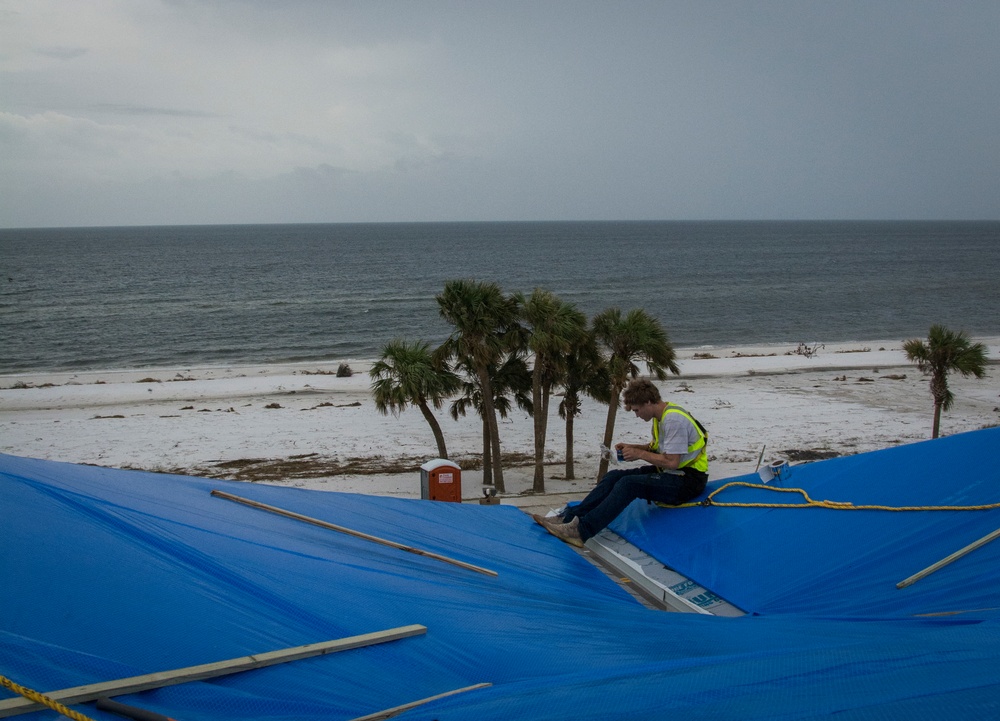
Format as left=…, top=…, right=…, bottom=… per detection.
left=563, top=465, right=708, bottom=542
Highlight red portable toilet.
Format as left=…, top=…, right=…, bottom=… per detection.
left=420, top=459, right=462, bottom=503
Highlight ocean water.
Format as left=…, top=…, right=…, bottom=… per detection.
left=1, top=221, right=998, bottom=374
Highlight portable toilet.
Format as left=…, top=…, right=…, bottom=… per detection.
left=420, top=459, right=462, bottom=503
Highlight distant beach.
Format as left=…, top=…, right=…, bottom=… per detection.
left=3, top=338, right=998, bottom=511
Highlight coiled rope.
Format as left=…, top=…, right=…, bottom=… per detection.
left=671, top=481, right=1000, bottom=512
left=0, top=673, right=96, bottom=721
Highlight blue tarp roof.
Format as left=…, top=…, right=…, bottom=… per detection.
left=611, top=426, right=1000, bottom=618
left=3, top=429, right=1000, bottom=720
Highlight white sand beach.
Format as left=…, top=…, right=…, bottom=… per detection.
left=2, top=339, right=998, bottom=510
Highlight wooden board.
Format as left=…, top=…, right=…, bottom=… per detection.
left=211, top=490, right=498, bottom=577
left=347, top=682, right=492, bottom=721
left=0, top=625, right=426, bottom=717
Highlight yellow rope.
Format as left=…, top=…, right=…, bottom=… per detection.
left=0, top=673, right=97, bottom=721
left=669, top=481, right=1000, bottom=512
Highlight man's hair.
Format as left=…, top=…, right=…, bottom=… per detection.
left=622, top=378, right=661, bottom=409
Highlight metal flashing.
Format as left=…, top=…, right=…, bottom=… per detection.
left=586, top=529, right=745, bottom=616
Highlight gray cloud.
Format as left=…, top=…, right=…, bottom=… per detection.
left=1, top=0, right=998, bottom=227
left=34, top=46, right=88, bottom=61
left=91, top=104, right=222, bottom=118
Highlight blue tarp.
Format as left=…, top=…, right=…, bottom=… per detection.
left=3, top=431, right=1000, bottom=720
left=611, top=426, right=1000, bottom=618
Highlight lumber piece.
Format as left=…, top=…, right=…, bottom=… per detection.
left=897, top=526, right=1000, bottom=589
left=347, top=682, right=492, bottom=721
left=0, top=625, right=426, bottom=718
left=95, top=698, right=175, bottom=721
left=211, top=489, right=498, bottom=577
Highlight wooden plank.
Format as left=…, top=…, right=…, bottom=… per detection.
left=897, top=526, right=1000, bottom=589
left=347, top=682, right=492, bottom=721
left=0, top=625, right=426, bottom=718
left=211, top=490, right=498, bottom=577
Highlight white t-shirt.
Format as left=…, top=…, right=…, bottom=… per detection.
left=654, top=406, right=703, bottom=468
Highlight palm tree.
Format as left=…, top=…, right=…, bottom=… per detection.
left=592, top=307, right=680, bottom=480
left=903, top=325, right=988, bottom=439
left=523, top=289, right=588, bottom=493
left=436, top=279, right=522, bottom=492
left=369, top=339, right=461, bottom=459
left=558, top=328, right=610, bottom=480
left=450, top=353, right=533, bottom=486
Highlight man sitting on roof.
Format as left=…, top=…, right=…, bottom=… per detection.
left=535, top=378, right=708, bottom=548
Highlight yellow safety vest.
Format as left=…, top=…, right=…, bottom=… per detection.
left=649, top=403, right=708, bottom=473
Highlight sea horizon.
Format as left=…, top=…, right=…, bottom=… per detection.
left=3, top=220, right=999, bottom=374
left=5, top=217, right=1000, bottom=231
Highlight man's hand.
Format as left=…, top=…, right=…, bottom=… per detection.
left=628, top=447, right=645, bottom=462
left=616, top=443, right=682, bottom=469
left=616, top=443, right=647, bottom=463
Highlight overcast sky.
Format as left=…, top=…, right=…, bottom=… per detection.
left=2, top=0, right=998, bottom=227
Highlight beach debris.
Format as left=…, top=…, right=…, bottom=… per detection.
left=5, top=381, right=58, bottom=389
left=264, top=403, right=282, bottom=409
left=781, top=448, right=840, bottom=462
left=788, top=342, right=824, bottom=358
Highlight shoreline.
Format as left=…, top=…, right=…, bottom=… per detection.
left=2, top=337, right=998, bottom=507
left=2, top=336, right=981, bottom=386
left=5, top=332, right=991, bottom=382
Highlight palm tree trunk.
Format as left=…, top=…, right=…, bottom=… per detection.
left=597, top=385, right=621, bottom=480
left=931, top=373, right=948, bottom=439
left=476, top=364, right=505, bottom=493
left=565, top=405, right=576, bottom=480
left=417, top=401, right=449, bottom=459
left=532, top=365, right=546, bottom=493
left=481, top=417, right=491, bottom=484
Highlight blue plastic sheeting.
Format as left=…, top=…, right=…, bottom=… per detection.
left=4, top=448, right=1000, bottom=720
left=611, top=427, right=1000, bottom=618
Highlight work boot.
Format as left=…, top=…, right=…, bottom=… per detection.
left=531, top=513, right=564, bottom=527
left=546, top=516, right=584, bottom=548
